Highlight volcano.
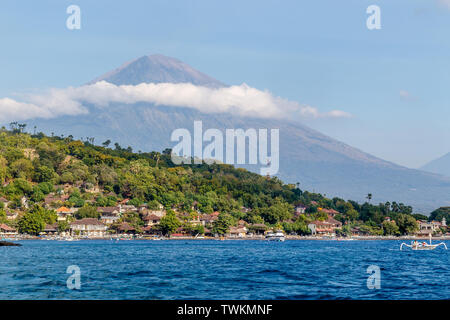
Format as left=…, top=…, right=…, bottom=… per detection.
left=25, top=54, right=450, bottom=212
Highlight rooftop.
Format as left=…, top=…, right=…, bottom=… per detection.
left=70, top=218, right=105, bottom=226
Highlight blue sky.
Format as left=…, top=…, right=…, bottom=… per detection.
left=0, top=0, right=449, bottom=168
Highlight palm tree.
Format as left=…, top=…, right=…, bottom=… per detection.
left=102, top=140, right=111, bottom=148
left=366, top=193, right=372, bottom=203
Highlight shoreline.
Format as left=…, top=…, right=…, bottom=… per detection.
left=3, top=235, right=450, bottom=241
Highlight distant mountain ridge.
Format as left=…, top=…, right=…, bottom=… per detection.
left=420, top=152, right=450, bottom=177
left=25, top=54, right=450, bottom=213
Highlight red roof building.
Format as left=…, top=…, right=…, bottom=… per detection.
left=308, top=217, right=342, bottom=235
left=0, top=223, right=17, bottom=234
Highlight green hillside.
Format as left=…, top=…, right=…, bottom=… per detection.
left=0, top=124, right=442, bottom=236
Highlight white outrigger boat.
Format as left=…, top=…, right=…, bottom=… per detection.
left=400, top=234, right=447, bottom=251
left=265, top=230, right=286, bottom=242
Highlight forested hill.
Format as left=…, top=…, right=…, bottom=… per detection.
left=0, top=125, right=442, bottom=236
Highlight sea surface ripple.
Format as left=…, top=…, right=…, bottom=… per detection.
left=0, top=240, right=448, bottom=299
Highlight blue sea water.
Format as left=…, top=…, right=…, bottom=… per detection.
left=0, top=240, right=448, bottom=300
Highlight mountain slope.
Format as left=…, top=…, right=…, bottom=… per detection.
left=420, top=153, right=450, bottom=177
left=25, top=55, right=450, bottom=212
left=89, top=54, right=224, bottom=88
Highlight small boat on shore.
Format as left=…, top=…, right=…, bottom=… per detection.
left=265, top=231, right=286, bottom=242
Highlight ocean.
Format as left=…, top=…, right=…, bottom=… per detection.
left=0, top=240, right=448, bottom=299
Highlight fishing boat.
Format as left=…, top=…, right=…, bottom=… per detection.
left=400, top=235, right=447, bottom=251
left=265, top=230, right=286, bottom=242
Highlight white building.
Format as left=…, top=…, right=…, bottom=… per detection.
left=97, top=207, right=121, bottom=225
left=70, top=218, right=107, bottom=237
left=417, top=220, right=442, bottom=236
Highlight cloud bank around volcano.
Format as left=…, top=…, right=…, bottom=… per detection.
left=0, top=81, right=352, bottom=123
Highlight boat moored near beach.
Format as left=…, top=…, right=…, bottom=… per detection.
left=265, top=230, right=286, bottom=242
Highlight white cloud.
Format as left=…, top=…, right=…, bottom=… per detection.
left=0, top=98, right=47, bottom=122
left=299, top=105, right=352, bottom=119
left=0, top=81, right=351, bottom=123
left=0, top=91, right=88, bottom=123
left=0, top=97, right=87, bottom=123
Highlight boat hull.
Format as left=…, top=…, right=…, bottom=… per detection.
left=266, top=237, right=285, bottom=242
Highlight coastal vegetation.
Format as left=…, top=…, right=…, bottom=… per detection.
left=0, top=124, right=447, bottom=237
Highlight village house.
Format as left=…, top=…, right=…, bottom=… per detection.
left=149, top=208, right=166, bottom=217
left=351, top=226, right=370, bottom=237
left=119, top=204, right=138, bottom=213
left=189, top=214, right=203, bottom=226
left=228, top=226, right=248, bottom=238
left=97, top=206, right=121, bottom=225
left=142, top=214, right=161, bottom=227
left=248, top=223, right=267, bottom=236
left=42, top=223, right=58, bottom=235
left=200, top=213, right=219, bottom=225
left=308, top=217, right=342, bottom=236
left=54, top=183, right=72, bottom=194
left=294, top=205, right=307, bottom=215
left=200, top=211, right=220, bottom=226
left=0, top=223, right=17, bottom=236
left=140, top=205, right=166, bottom=217
left=55, top=206, right=74, bottom=221
left=70, top=218, right=108, bottom=238
left=143, top=225, right=161, bottom=235
left=44, top=194, right=70, bottom=208
left=116, top=222, right=136, bottom=234
left=5, top=210, right=18, bottom=221
left=319, top=208, right=339, bottom=218
left=237, top=220, right=247, bottom=227
left=417, top=220, right=444, bottom=236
